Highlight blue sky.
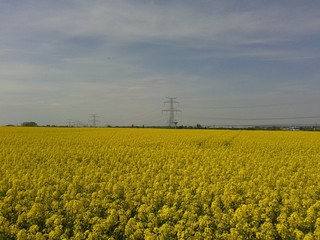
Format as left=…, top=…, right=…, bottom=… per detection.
left=1, top=0, right=320, bottom=126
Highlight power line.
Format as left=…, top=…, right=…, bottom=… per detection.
left=219, top=116, right=320, bottom=121
left=183, top=102, right=309, bottom=110
left=162, top=97, right=181, bottom=127
left=66, top=119, right=73, bottom=127
left=184, top=114, right=320, bottom=121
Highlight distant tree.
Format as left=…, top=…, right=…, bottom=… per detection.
left=21, top=122, right=38, bottom=127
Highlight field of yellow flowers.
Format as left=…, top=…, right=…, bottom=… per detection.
left=0, top=127, right=320, bottom=239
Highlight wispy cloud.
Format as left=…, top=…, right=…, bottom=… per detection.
left=4, top=1, right=320, bottom=50
left=1, top=0, right=320, bottom=125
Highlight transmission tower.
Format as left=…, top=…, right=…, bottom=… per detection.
left=163, top=97, right=181, bottom=127
left=66, top=119, right=73, bottom=127
left=89, top=114, right=99, bottom=127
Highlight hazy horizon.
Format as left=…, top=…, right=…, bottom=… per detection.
left=1, top=0, right=320, bottom=127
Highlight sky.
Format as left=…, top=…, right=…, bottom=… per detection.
left=1, top=0, right=320, bottom=127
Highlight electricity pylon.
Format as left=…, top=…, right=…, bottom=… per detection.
left=90, top=114, right=99, bottom=127
left=163, top=97, right=181, bottom=127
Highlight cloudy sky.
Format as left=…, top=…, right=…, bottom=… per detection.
left=1, top=0, right=320, bottom=126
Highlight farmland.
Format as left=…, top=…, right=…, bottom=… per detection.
left=0, top=127, right=320, bottom=239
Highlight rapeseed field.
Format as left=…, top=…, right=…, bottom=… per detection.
left=0, top=127, right=319, bottom=239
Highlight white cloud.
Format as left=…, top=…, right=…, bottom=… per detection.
left=1, top=0, right=320, bottom=125
left=4, top=1, right=319, bottom=48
